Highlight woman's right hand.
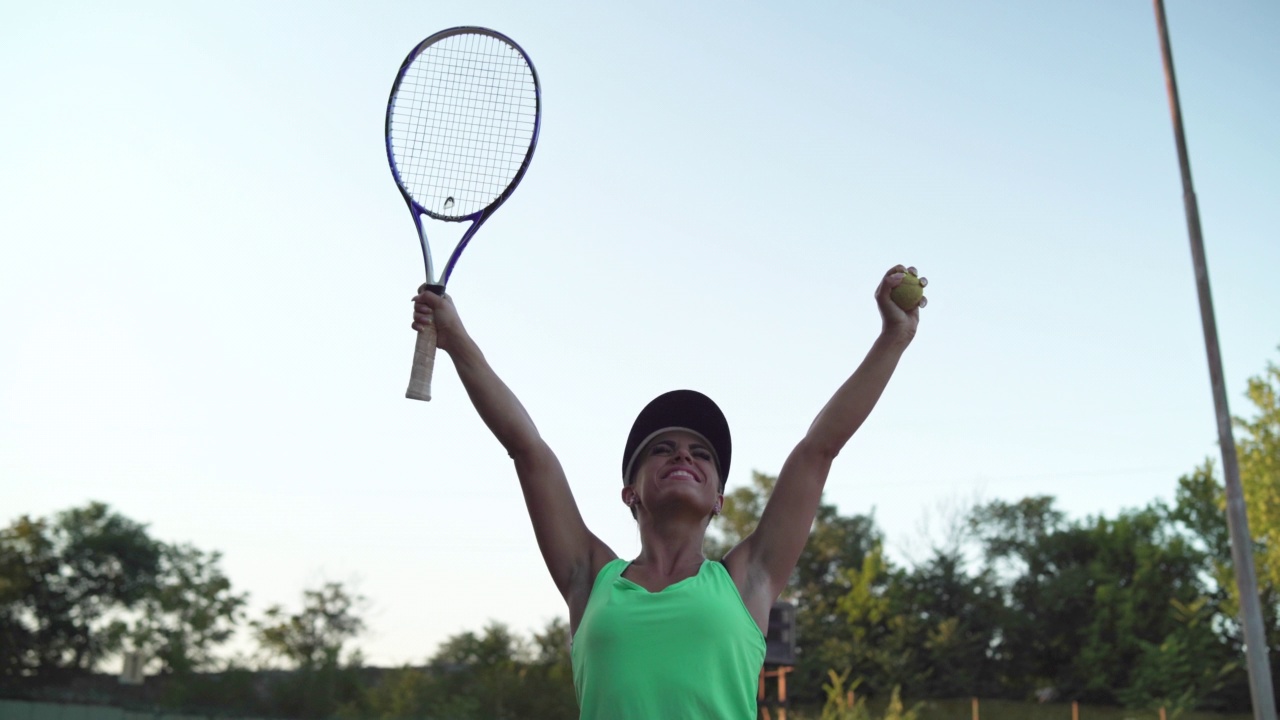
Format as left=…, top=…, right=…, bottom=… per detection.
left=412, top=285, right=466, bottom=354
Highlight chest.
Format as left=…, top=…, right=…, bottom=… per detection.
left=573, top=564, right=763, bottom=662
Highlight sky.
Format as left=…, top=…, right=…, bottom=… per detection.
left=2, top=1, right=1278, bottom=668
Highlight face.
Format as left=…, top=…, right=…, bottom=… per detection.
left=623, top=429, right=722, bottom=518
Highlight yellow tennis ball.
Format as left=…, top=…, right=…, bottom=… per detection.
left=890, top=272, right=923, bottom=311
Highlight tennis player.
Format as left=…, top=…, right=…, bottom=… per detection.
left=412, top=265, right=925, bottom=719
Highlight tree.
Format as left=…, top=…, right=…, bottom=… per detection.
left=0, top=514, right=52, bottom=679
left=252, top=581, right=365, bottom=671
left=967, top=494, right=1230, bottom=705
left=356, top=664, right=480, bottom=720
left=708, top=471, right=886, bottom=703
left=114, top=542, right=247, bottom=675
left=1165, top=349, right=1280, bottom=711
left=892, top=549, right=1004, bottom=699
left=967, top=496, right=1075, bottom=696
left=251, top=582, right=367, bottom=719
left=832, top=545, right=920, bottom=694
left=429, top=621, right=530, bottom=719
left=1234, top=355, right=1280, bottom=615
left=359, top=619, right=576, bottom=720
left=704, top=471, right=776, bottom=559
left=1117, top=596, right=1238, bottom=718
left=0, top=503, right=161, bottom=678
left=819, top=670, right=922, bottom=720
left=1071, top=508, right=1213, bottom=702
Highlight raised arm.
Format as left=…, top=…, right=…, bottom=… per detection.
left=726, top=266, right=923, bottom=611
left=413, top=289, right=614, bottom=603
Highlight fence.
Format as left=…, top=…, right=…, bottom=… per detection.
left=0, top=697, right=1255, bottom=720
left=0, top=699, right=271, bottom=720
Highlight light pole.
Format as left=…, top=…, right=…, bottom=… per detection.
left=1152, top=2, right=1278, bottom=718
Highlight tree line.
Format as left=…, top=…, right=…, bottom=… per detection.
left=714, top=350, right=1278, bottom=715
left=2, top=352, right=1277, bottom=719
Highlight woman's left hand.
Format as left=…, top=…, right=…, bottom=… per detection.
left=874, top=264, right=926, bottom=340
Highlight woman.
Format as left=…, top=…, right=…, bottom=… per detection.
left=411, top=265, right=925, bottom=719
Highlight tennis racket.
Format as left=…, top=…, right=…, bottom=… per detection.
left=386, top=27, right=542, bottom=401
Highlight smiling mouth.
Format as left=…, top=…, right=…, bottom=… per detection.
left=665, top=469, right=699, bottom=482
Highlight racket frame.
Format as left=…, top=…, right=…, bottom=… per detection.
left=384, top=26, right=542, bottom=401
left=385, top=26, right=543, bottom=292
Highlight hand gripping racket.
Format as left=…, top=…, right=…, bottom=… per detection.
left=386, top=27, right=542, bottom=401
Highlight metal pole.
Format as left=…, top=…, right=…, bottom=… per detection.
left=1152, top=2, right=1277, bottom=718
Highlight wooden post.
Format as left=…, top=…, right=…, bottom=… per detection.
left=1160, top=708, right=1168, bottom=720
left=778, top=667, right=789, bottom=720
left=1072, top=700, right=1079, bottom=720
left=757, top=667, right=792, bottom=720
left=972, top=696, right=979, bottom=720
left=773, top=666, right=783, bottom=717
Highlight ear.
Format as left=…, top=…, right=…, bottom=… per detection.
left=621, top=486, right=637, bottom=507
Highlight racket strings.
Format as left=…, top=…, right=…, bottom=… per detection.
left=390, top=33, right=538, bottom=219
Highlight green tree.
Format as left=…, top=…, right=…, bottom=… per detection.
left=819, top=670, right=921, bottom=720
left=1164, top=349, right=1280, bottom=711
left=969, top=496, right=1225, bottom=705
left=708, top=471, right=885, bottom=703
left=0, top=514, right=51, bottom=679
left=1071, top=507, right=1212, bottom=701
left=114, top=542, right=248, bottom=675
left=820, top=670, right=872, bottom=720
left=1236, top=354, right=1280, bottom=594
left=524, top=617, right=578, bottom=720
left=356, top=665, right=480, bottom=720
left=833, top=545, right=920, bottom=694
left=967, top=496, right=1074, bottom=696
left=704, top=471, right=776, bottom=559
left=0, top=503, right=161, bottom=678
left=251, top=581, right=367, bottom=719
left=1117, top=596, right=1237, bottom=718
left=892, top=549, right=1004, bottom=699
left=361, top=619, right=576, bottom=720
left=428, top=621, right=530, bottom=719
left=252, top=581, right=366, bottom=671
left=1231, top=352, right=1280, bottom=677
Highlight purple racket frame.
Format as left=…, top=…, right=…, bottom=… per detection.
left=384, top=26, right=543, bottom=295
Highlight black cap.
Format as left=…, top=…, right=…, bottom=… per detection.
left=621, top=390, right=731, bottom=487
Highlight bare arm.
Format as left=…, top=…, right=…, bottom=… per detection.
left=414, top=290, right=614, bottom=601
left=726, top=266, right=923, bottom=610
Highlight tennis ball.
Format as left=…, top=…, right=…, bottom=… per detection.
left=890, top=272, right=923, bottom=311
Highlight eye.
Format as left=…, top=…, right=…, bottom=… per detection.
left=693, top=449, right=713, bottom=461
left=649, top=442, right=674, bottom=455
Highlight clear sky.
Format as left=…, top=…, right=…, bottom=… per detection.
left=2, top=1, right=1277, bottom=668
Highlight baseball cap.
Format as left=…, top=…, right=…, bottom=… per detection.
left=621, top=390, right=731, bottom=487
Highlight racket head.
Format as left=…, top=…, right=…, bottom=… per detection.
left=389, top=27, right=539, bottom=402
left=385, top=27, right=542, bottom=228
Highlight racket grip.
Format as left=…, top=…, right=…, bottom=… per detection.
left=406, top=319, right=437, bottom=402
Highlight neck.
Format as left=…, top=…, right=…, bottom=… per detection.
left=634, top=516, right=710, bottom=574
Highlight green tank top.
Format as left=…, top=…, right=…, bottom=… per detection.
left=571, top=557, right=766, bottom=719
